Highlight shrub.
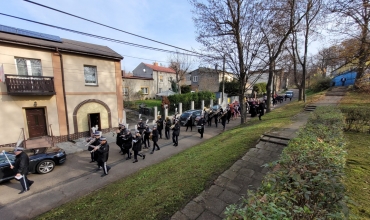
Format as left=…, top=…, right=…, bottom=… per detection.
left=181, top=85, right=191, bottom=94
left=312, top=77, right=332, bottom=92
left=225, top=106, right=347, bottom=219
left=340, top=106, right=370, bottom=133
left=252, top=82, right=267, bottom=95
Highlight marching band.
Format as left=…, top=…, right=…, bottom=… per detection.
left=85, top=103, right=244, bottom=175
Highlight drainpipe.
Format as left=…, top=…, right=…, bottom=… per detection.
left=56, top=48, right=73, bottom=143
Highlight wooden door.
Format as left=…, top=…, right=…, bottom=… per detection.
left=26, top=108, right=47, bottom=138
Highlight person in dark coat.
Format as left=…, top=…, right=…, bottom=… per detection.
left=150, top=126, right=160, bottom=154
left=165, top=116, right=171, bottom=139
left=137, top=119, right=145, bottom=135
left=197, top=115, right=206, bottom=138
left=121, top=130, right=133, bottom=160
left=226, top=105, right=232, bottom=124
left=185, top=115, right=193, bottom=132
left=86, top=131, right=101, bottom=163
left=143, top=125, right=151, bottom=149
left=172, top=119, right=180, bottom=146
left=250, top=101, right=258, bottom=117
left=92, top=137, right=110, bottom=177
left=132, top=132, right=145, bottom=163
left=258, top=100, right=265, bottom=120
left=116, top=124, right=126, bottom=153
left=220, top=108, right=227, bottom=131
left=156, top=115, right=164, bottom=139
left=11, top=147, right=34, bottom=194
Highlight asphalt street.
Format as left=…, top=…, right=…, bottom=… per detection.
left=0, top=91, right=297, bottom=220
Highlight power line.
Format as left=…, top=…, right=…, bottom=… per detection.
left=24, top=0, right=204, bottom=57
left=0, top=13, right=203, bottom=57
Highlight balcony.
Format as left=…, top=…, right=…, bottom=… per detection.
left=5, top=74, right=56, bottom=96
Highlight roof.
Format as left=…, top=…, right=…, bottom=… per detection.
left=122, top=75, right=153, bottom=80
left=0, top=32, right=123, bottom=60
left=144, top=63, right=175, bottom=73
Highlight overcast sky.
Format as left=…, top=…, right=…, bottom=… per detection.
left=1, top=0, right=202, bottom=72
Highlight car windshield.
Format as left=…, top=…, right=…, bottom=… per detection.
left=181, top=112, right=191, bottom=118
left=286, top=92, right=292, bottom=94
left=0, top=153, right=15, bottom=164
left=194, top=111, right=201, bottom=116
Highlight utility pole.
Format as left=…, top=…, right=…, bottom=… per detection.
left=222, top=54, right=226, bottom=104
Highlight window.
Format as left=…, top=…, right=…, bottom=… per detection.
left=141, top=87, right=149, bottom=94
left=15, top=58, right=42, bottom=76
left=84, top=65, right=98, bottom=85
left=193, top=76, right=198, bottom=82
left=159, top=88, right=162, bottom=93
left=159, top=75, right=163, bottom=83
left=123, top=87, right=129, bottom=96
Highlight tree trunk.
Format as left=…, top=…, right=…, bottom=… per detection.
left=266, top=60, right=274, bottom=113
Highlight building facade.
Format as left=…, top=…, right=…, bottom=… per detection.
left=132, top=62, right=175, bottom=96
left=0, top=26, right=123, bottom=148
left=189, top=67, right=235, bottom=92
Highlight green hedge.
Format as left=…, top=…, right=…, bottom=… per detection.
left=340, top=106, right=370, bottom=133
left=225, top=106, right=347, bottom=219
left=167, top=91, right=216, bottom=111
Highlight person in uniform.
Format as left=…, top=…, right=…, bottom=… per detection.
left=172, top=119, right=180, bottom=146
left=137, top=119, right=145, bottom=136
left=10, top=147, right=34, bottom=194
left=116, top=124, right=126, bottom=153
left=150, top=125, right=160, bottom=154
left=185, top=115, right=193, bottom=132
left=121, top=130, right=133, bottom=160
left=258, top=100, right=266, bottom=120
left=197, top=115, right=206, bottom=138
left=165, top=116, right=171, bottom=139
left=132, top=131, right=145, bottom=163
left=226, top=105, right=232, bottom=124
left=156, top=115, right=164, bottom=139
left=220, top=108, right=228, bottom=131
left=86, top=131, right=101, bottom=163
left=214, top=111, right=219, bottom=128
left=143, top=125, right=151, bottom=149
left=93, top=137, right=110, bottom=177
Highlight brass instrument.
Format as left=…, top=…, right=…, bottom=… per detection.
left=85, top=138, right=96, bottom=147
left=90, top=144, right=102, bottom=153
left=170, top=124, right=175, bottom=129
left=218, top=109, right=228, bottom=120
left=209, top=108, right=221, bottom=118
left=149, top=133, right=153, bottom=140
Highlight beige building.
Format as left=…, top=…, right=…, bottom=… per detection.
left=132, top=62, right=176, bottom=97
left=0, top=25, right=123, bottom=148
left=189, top=67, right=235, bottom=92
left=122, top=72, right=154, bottom=101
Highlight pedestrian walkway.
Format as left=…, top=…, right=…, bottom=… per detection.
left=171, top=94, right=345, bottom=220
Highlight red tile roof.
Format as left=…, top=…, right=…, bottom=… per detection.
left=144, top=63, right=176, bottom=74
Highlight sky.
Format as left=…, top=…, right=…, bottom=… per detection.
left=1, top=0, right=202, bottom=72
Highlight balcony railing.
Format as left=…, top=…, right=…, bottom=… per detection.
left=5, top=74, right=56, bottom=96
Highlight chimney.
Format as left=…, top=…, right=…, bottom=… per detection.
left=153, top=62, right=158, bottom=66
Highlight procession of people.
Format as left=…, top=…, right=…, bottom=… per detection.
left=84, top=96, right=273, bottom=177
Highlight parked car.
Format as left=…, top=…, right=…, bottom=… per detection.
left=0, top=146, right=67, bottom=183
left=179, top=110, right=202, bottom=126
left=285, top=91, right=294, bottom=100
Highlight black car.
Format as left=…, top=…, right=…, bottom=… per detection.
left=0, top=146, right=66, bottom=183
left=179, top=110, right=202, bottom=126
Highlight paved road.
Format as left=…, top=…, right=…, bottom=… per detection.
left=0, top=92, right=297, bottom=220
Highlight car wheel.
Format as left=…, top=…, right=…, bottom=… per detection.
left=36, top=160, right=55, bottom=174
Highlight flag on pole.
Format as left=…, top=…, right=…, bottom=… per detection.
left=0, top=64, right=4, bottom=83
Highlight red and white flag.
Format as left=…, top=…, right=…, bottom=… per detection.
left=0, top=64, right=4, bottom=83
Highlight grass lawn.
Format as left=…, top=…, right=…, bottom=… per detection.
left=37, top=93, right=324, bottom=220
left=340, top=91, right=370, bottom=220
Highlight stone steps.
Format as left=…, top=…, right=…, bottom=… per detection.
left=259, top=134, right=290, bottom=146
left=26, top=136, right=53, bottom=149
left=304, top=105, right=317, bottom=111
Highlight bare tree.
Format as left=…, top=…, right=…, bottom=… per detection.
left=329, top=0, right=370, bottom=86
left=190, top=0, right=266, bottom=124
left=258, top=0, right=309, bottom=112
left=168, top=52, right=193, bottom=94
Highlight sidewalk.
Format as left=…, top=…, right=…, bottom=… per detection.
left=171, top=94, right=344, bottom=220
